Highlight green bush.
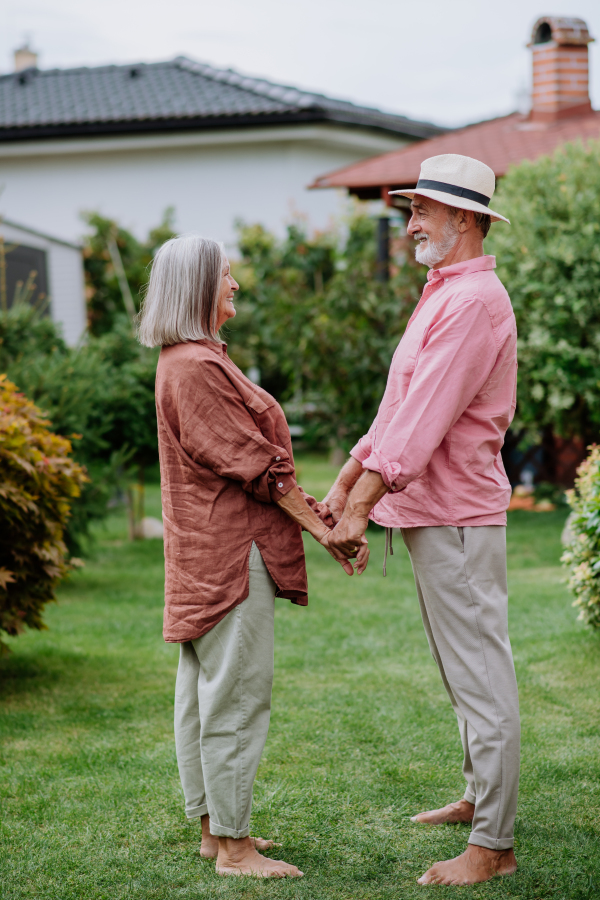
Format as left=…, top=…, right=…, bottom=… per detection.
left=562, top=444, right=600, bottom=629
left=0, top=374, right=87, bottom=651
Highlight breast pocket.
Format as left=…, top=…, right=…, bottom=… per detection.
left=394, top=326, right=426, bottom=378
left=244, top=387, right=277, bottom=415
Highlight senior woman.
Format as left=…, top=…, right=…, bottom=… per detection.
left=138, top=235, right=368, bottom=878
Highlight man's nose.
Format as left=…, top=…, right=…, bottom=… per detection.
left=407, top=217, right=419, bottom=235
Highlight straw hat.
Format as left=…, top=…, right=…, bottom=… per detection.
left=389, top=154, right=510, bottom=225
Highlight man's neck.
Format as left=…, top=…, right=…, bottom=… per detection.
left=435, top=235, right=485, bottom=270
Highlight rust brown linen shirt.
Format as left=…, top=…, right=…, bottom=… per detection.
left=156, top=339, right=326, bottom=643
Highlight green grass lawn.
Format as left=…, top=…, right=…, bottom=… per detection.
left=1, top=455, right=599, bottom=899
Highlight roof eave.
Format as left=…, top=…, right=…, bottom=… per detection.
left=0, top=108, right=442, bottom=144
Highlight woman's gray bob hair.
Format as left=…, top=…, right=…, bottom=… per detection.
left=137, top=234, right=224, bottom=347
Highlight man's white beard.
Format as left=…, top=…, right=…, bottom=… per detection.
left=414, top=219, right=459, bottom=268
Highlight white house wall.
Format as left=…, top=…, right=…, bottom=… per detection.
left=0, top=125, right=407, bottom=249
left=46, top=241, right=87, bottom=345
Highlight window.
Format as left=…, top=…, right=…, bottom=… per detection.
left=1, top=242, right=48, bottom=309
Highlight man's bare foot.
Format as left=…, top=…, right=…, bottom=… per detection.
left=216, top=835, right=303, bottom=877
left=411, top=799, right=474, bottom=825
left=199, top=815, right=280, bottom=860
left=417, top=843, right=517, bottom=886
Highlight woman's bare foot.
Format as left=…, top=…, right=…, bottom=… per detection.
left=216, top=835, right=303, bottom=877
left=417, top=844, right=517, bottom=886
left=199, top=815, right=280, bottom=859
left=410, top=798, right=474, bottom=825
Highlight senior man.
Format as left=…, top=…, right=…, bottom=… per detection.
left=326, top=154, right=519, bottom=886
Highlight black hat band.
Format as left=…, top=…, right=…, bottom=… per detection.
left=415, top=179, right=491, bottom=207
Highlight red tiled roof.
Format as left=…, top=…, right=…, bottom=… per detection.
left=310, top=110, right=600, bottom=192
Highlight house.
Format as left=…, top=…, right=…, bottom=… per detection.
left=0, top=217, right=86, bottom=345
left=311, top=16, right=598, bottom=211
left=0, top=54, right=444, bottom=250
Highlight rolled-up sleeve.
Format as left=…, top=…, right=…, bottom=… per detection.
left=178, top=359, right=296, bottom=503
left=350, top=420, right=376, bottom=464
left=362, top=298, right=498, bottom=491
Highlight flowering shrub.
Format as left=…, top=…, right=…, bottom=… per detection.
left=0, top=375, right=87, bottom=652
left=561, top=445, right=600, bottom=629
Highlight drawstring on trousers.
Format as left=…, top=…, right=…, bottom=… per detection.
left=383, top=526, right=394, bottom=576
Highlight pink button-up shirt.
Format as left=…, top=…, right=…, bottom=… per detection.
left=351, top=255, right=517, bottom=528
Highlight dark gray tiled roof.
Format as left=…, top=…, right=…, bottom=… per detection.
left=0, top=57, right=444, bottom=141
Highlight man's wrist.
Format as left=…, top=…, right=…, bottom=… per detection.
left=345, top=497, right=373, bottom=520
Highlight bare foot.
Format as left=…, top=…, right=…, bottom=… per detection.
left=418, top=843, right=517, bottom=886
left=199, top=815, right=280, bottom=860
left=216, top=835, right=303, bottom=877
left=411, top=799, right=474, bottom=825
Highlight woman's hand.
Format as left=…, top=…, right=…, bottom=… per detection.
left=322, top=457, right=364, bottom=524
left=321, top=488, right=348, bottom=525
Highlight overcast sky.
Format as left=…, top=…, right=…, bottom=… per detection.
left=1, top=0, right=599, bottom=127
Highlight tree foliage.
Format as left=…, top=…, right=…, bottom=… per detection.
left=83, top=209, right=176, bottom=335
left=0, top=375, right=87, bottom=651
left=228, top=214, right=425, bottom=449
left=488, top=140, right=600, bottom=449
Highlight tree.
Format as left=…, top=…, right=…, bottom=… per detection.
left=487, top=140, right=600, bottom=481
left=83, top=209, right=176, bottom=335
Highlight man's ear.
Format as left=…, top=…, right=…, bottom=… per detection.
left=456, top=209, right=472, bottom=233
left=457, top=209, right=477, bottom=234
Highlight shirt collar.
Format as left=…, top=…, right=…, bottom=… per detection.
left=427, top=255, right=496, bottom=285
left=196, top=339, right=228, bottom=356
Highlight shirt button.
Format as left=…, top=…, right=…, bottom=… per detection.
left=278, top=482, right=283, bottom=488
left=275, top=456, right=281, bottom=461
left=445, top=278, right=448, bottom=282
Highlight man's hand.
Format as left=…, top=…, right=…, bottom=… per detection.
left=319, top=530, right=370, bottom=576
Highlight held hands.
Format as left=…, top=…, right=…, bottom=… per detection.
left=318, top=528, right=370, bottom=576
left=327, top=508, right=371, bottom=560
left=319, top=482, right=370, bottom=575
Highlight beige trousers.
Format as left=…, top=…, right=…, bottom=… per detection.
left=401, top=525, right=520, bottom=850
left=174, top=542, right=276, bottom=838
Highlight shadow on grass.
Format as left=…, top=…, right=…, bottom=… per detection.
left=0, top=645, right=92, bottom=698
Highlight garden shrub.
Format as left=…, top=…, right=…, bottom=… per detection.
left=0, top=375, right=87, bottom=651
left=562, top=444, right=600, bottom=629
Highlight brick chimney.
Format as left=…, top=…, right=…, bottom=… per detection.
left=529, top=16, right=594, bottom=122
left=14, top=43, right=38, bottom=72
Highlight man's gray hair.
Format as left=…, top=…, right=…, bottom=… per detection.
left=137, top=234, right=224, bottom=348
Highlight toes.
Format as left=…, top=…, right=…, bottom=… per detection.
left=417, top=866, right=441, bottom=885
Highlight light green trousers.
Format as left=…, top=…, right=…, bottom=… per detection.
left=401, top=525, right=520, bottom=851
left=174, top=542, right=276, bottom=838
